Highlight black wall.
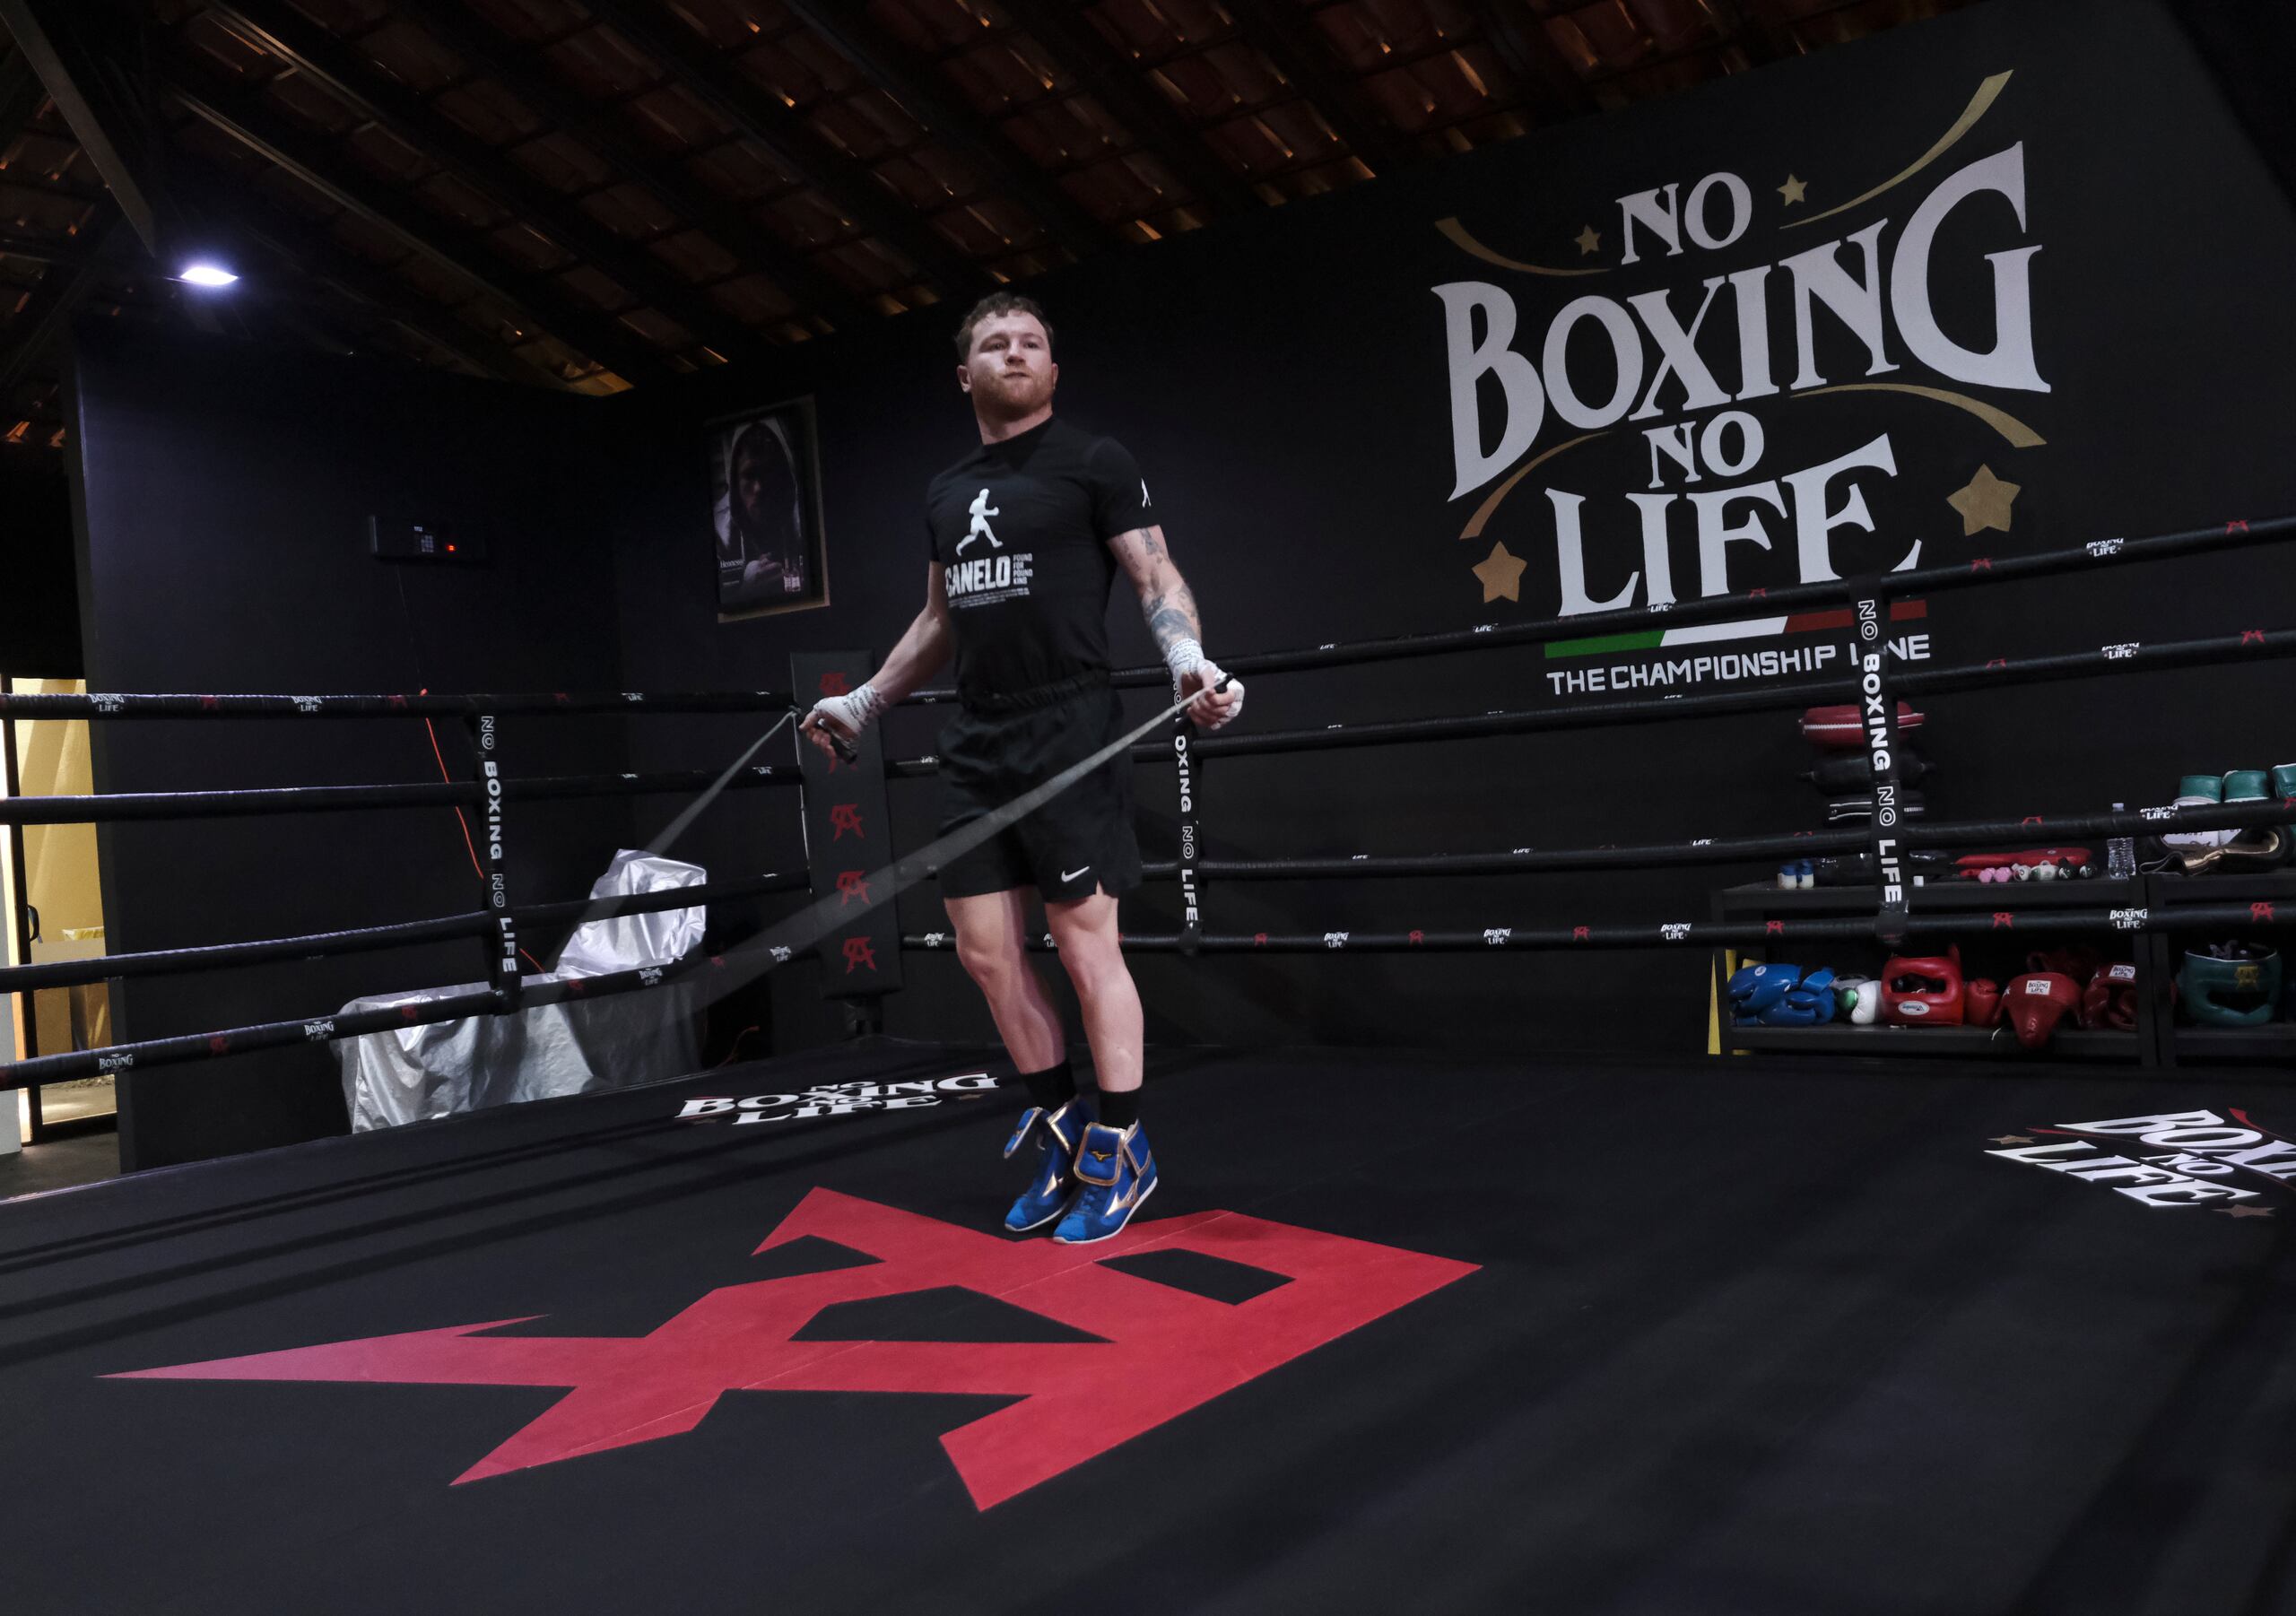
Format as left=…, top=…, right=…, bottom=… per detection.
left=71, top=324, right=637, bottom=1168
left=1, top=444, right=82, bottom=676
left=600, top=0, right=2296, bottom=1062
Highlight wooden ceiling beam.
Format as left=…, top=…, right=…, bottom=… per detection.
left=0, top=230, right=92, bottom=267
left=774, top=0, right=1112, bottom=259
left=0, top=40, right=53, bottom=143
left=335, top=0, right=882, bottom=326
left=0, top=203, right=124, bottom=400
left=196, top=0, right=844, bottom=353
left=0, top=0, right=161, bottom=250
left=1222, top=0, right=1408, bottom=175
left=1462, top=1, right=1596, bottom=117
left=573, top=0, right=995, bottom=296
left=993, top=0, right=1259, bottom=220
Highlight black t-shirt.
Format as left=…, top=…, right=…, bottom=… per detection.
left=925, top=415, right=1152, bottom=704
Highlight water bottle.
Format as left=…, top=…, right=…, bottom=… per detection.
left=2107, top=803, right=2136, bottom=882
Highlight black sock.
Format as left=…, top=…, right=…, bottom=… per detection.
left=1097, top=1086, right=1140, bottom=1131
left=1019, top=1058, right=1075, bottom=1111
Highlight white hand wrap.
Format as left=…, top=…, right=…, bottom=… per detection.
left=810, top=682, right=884, bottom=738
left=1162, top=635, right=1205, bottom=698
left=1165, top=637, right=1241, bottom=725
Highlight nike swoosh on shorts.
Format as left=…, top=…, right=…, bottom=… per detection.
left=1061, top=864, right=1091, bottom=882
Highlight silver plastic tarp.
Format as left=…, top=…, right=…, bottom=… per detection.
left=338, top=849, right=708, bottom=1132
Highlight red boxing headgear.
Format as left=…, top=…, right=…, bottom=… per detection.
left=1883, top=949, right=1964, bottom=1025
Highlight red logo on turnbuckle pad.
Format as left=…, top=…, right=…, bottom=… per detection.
left=113, top=1191, right=1474, bottom=1509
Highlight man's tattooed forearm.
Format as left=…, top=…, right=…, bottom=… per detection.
left=1143, top=581, right=1201, bottom=650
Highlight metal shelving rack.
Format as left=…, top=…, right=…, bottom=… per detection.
left=1710, top=874, right=2153, bottom=1064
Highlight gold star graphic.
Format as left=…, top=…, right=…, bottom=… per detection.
left=1947, top=465, right=2020, bottom=536
left=2217, top=1203, right=2276, bottom=1219
left=1989, top=1134, right=2033, bottom=1146
left=1779, top=174, right=1807, bottom=205
left=1573, top=224, right=1600, bottom=256
left=1472, top=540, right=1527, bottom=604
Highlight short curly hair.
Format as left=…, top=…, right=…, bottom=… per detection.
left=953, top=292, right=1054, bottom=360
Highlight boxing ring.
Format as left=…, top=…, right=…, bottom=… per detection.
left=4, top=513, right=2296, bottom=1613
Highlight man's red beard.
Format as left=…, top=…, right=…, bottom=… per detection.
left=975, top=368, right=1053, bottom=418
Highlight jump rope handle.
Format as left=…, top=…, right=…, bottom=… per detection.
left=1178, top=673, right=1233, bottom=724
left=796, top=703, right=863, bottom=764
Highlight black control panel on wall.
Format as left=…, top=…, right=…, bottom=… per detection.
left=370, top=517, right=487, bottom=564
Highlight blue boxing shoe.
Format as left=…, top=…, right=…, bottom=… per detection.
left=1003, top=1095, right=1095, bottom=1233
left=1052, top=1122, right=1158, bottom=1245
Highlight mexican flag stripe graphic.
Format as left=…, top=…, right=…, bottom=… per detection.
left=1545, top=599, right=1926, bottom=659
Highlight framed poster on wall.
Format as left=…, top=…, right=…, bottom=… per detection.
left=711, top=397, right=828, bottom=620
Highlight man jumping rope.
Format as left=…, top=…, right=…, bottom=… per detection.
left=801, top=293, right=1242, bottom=1244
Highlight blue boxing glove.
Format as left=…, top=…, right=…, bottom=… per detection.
left=1728, top=962, right=1804, bottom=1022
left=1761, top=967, right=1838, bottom=1025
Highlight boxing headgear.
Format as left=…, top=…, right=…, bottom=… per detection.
left=2178, top=944, right=2283, bottom=1027
left=1883, top=949, right=1963, bottom=1025
left=2081, top=961, right=2140, bottom=1030
left=2005, top=973, right=2083, bottom=1048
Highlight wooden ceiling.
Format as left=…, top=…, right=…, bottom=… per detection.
left=0, top=0, right=1982, bottom=447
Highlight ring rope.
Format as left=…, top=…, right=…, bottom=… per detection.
left=901, top=902, right=2287, bottom=958
left=0, top=871, right=812, bottom=996
left=0, top=690, right=800, bottom=719
left=0, top=683, right=1222, bottom=1089
left=0, top=762, right=807, bottom=827
left=0, top=514, right=2283, bottom=726
left=901, top=513, right=2293, bottom=701
left=13, top=890, right=2277, bottom=1090
left=4, top=512, right=2289, bottom=1087
left=3, top=793, right=2281, bottom=998
left=1132, top=799, right=2296, bottom=883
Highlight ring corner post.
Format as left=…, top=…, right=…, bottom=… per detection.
left=1850, top=578, right=1910, bottom=951
left=464, top=711, right=522, bottom=1012
left=1174, top=701, right=1204, bottom=956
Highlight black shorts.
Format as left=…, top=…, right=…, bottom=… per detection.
left=936, top=674, right=1143, bottom=902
